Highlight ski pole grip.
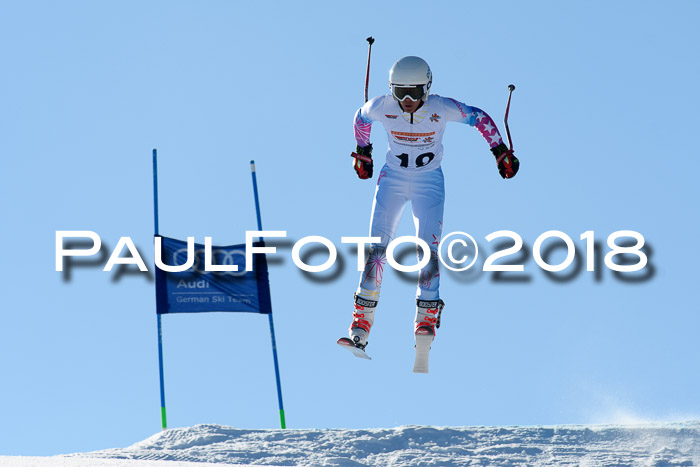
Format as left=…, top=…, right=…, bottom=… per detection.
left=496, top=149, right=514, bottom=164
left=351, top=152, right=372, bottom=164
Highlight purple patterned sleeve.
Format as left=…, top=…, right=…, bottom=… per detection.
left=472, top=108, right=504, bottom=148
left=445, top=98, right=503, bottom=149
left=353, top=108, right=372, bottom=147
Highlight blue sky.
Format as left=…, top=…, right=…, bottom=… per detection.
left=1, top=0, right=699, bottom=456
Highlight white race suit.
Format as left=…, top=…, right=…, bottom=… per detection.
left=352, top=93, right=504, bottom=302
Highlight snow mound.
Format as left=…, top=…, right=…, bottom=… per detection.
left=0, top=458, right=243, bottom=467
left=64, top=422, right=700, bottom=466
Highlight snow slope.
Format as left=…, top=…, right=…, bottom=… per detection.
left=3, top=422, right=699, bottom=466
left=0, top=459, right=244, bottom=467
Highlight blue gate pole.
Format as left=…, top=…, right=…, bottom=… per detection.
left=250, top=160, right=286, bottom=429
left=153, top=149, right=168, bottom=430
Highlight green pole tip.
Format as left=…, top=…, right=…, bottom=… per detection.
left=279, top=409, right=286, bottom=429
left=161, top=406, right=168, bottom=430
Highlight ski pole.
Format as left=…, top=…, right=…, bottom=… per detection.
left=364, top=36, right=375, bottom=103
left=350, top=37, right=376, bottom=165
left=503, top=84, right=515, bottom=151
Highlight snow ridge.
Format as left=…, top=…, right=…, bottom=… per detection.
left=68, top=422, right=700, bottom=466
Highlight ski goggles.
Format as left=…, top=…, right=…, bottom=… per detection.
left=391, top=84, right=427, bottom=102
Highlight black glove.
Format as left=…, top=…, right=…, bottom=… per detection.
left=490, top=143, right=519, bottom=179
left=352, top=143, right=373, bottom=180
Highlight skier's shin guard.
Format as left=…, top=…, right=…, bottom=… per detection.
left=414, top=299, right=445, bottom=338
left=349, top=295, right=378, bottom=348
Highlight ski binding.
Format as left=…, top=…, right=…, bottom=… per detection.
left=337, top=337, right=371, bottom=360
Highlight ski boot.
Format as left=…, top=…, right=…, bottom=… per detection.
left=413, top=298, right=445, bottom=373
left=337, top=295, right=377, bottom=359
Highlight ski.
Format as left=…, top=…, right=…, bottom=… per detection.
left=337, top=337, right=372, bottom=360
left=412, top=332, right=433, bottom=373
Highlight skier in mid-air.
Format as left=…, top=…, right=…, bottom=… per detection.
left=337, top=56, right=520, bottom=370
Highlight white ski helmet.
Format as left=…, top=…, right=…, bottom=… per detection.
left=389, top=56, right=432, bottom=102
